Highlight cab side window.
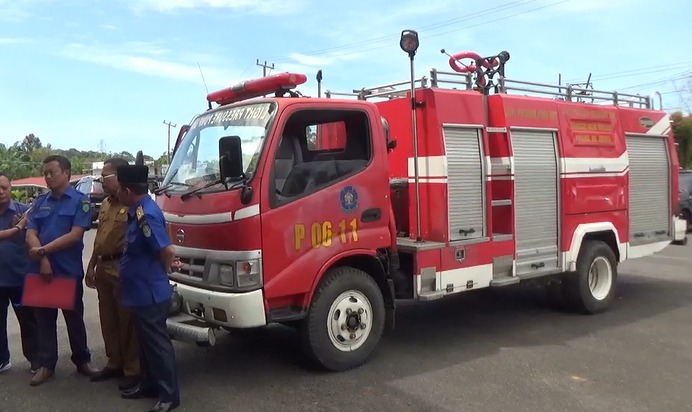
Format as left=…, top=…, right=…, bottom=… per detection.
left=270, top=109, right=371, bottom=207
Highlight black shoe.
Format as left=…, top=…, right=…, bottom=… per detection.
left=147, top=400, right=180, bottom=412
left=91, top=367, right=122, bottom=382
left=121, top=383, right=158, bottom=399
left=118, top=376, right=140, bottom=391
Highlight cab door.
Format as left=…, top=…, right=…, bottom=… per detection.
left=259, top=104, right=391, bottom=303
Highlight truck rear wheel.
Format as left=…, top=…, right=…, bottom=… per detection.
left=563, top=240, right=618, bottom=314
left=299, top=266, right=385, bottom=372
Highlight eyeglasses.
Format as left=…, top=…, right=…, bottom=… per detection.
left=95, top=174, right=115, bottom=183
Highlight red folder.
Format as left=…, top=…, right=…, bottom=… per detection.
left=22, top=274, right=77, bottom=311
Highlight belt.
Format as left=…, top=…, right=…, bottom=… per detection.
left=98, top=253, right=123, bottom=262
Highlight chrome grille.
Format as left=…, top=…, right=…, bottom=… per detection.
left=179, top=257, right=205, bottom=279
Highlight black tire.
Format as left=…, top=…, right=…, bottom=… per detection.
left=279, top=320, right=303, bottom=329
left=299, top=266, right=385, bottom=372
left=682, top=209, right=692, bottom=232
left=563, top=240, right=618, bottom=314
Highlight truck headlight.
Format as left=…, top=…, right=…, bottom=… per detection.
left=235, top=259, right=261, bottom=288
left=219, top=264, right=234, bottom=286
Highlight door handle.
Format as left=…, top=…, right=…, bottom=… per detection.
left=361, top=208, right=381, bottom=222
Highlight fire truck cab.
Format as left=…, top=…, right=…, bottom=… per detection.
left=158, top=39, right=682, bottom=373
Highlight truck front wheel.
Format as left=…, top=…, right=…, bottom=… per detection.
left=299, top=266, right=385, bottom=372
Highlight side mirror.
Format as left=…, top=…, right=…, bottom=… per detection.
left=219, top=135, right=244, bottom=180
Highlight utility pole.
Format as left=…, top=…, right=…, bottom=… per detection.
left=256, top=59, right=274, bottom=77
left=163, top=120, right=177, bottom=164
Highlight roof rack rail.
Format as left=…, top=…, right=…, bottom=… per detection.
left=326, top=63, right=659, bottom=109
left=325, top=77, right=428, bottom=100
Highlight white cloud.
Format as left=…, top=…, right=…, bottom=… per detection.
left=101, top=24, right=120, bottom=31
left=125, top=0, right=306, bottom=15
left=287, top=52, right=363, bottom=68
left=274, top=0, right=482, bottom=75
left=0, top=0, right=57, bottom=21
left=0, top=37, right=32, bottom=44
left=58, top=41, right=244, bottom=89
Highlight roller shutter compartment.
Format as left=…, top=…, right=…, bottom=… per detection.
left=511, top=130, right=560, bottom=275
left=444, top=126, right=485, bottom=242
left=626, top=135, right=671, bottom=244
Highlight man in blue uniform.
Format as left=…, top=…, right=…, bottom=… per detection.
left=25, top=155, right=98, bottom=386
left=0, top=172, right=39, bottom=374
left=116, top=164, right=180, bottom=412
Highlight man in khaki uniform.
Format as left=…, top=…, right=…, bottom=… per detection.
left=86, top=158, right=140, bottom=391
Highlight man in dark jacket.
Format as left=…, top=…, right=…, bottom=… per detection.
left=0, top=172, right=39, bottom=374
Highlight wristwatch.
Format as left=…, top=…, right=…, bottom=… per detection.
left=37, top=247, right=47, bottom=257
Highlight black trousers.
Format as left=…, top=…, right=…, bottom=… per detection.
left=132, top=299, right=180, bottom=404
left=0, top=286, right=39, bottom=368
left=34, top=281, right=91, bottom=369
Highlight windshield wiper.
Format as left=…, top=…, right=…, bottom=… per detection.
left=154, top=169, right=192, bottom=197
left=155, top=181, right=191, bottom=197
left=180, top=176, right=246, bottom=201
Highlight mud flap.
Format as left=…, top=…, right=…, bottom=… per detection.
left=385, top=278, right=396, bottom=331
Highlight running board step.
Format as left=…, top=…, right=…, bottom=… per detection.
left=490, top=277, right=520, bottom=287
left=418, top=291, right=445, bottom=301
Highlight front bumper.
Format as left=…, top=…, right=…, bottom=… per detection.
left=673, top=216, right=688, bottom=245
left=166, top=281, right=267, bottom=346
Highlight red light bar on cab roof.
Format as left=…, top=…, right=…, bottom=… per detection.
left=207, top=72, right=308, bottom=106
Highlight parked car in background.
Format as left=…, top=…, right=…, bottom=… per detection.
left=679, top=170, right=692, bottom=231
left=74, top=175, right=105, bottom=223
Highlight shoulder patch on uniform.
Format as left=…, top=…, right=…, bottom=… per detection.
left=81, top=199, right=90, bottom=213
left=142, top=224, right=152, bottom=238
left=136, top=205, right=144, bottom=221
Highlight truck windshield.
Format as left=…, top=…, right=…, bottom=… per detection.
left=162, top=101, right=277, bottom=192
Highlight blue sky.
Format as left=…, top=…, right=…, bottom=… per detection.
left=1, top=0, right=690, bottom=159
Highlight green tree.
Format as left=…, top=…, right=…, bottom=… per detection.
left=671, top=111, right=692, bottom=169
left=0, top=133, right=162, bottom=180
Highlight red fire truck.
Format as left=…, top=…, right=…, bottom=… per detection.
left=159, top=31, right=683, bottom=372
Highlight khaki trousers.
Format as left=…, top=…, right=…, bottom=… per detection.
left=95, top=266, right=140, bottom=377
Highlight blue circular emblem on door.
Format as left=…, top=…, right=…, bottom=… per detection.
left=339, top=186, right=359, bottom=212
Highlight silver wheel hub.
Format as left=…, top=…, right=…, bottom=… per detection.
left=327, top=290, right=372, bottom=352
left=588, top=256, right=613, bottom=301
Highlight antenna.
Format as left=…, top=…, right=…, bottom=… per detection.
left=197, top=62, right=209, bottom=95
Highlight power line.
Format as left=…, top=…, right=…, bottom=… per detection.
left=564, top=62, right=692, bottom=84
left=271, top=0, right=539, bottom=62
left=269, top=0, right=558, bottom=63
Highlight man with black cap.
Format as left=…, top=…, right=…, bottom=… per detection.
left=115, top=164, right=180, bottom=412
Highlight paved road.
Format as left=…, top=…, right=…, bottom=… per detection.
left=1, top=231, right=691, bottom=412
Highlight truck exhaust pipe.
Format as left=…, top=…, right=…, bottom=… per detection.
left=166, top=313, right=217, bottom=347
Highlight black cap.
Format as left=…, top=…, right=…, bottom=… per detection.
left=117, top=165, right=149, bottom=184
